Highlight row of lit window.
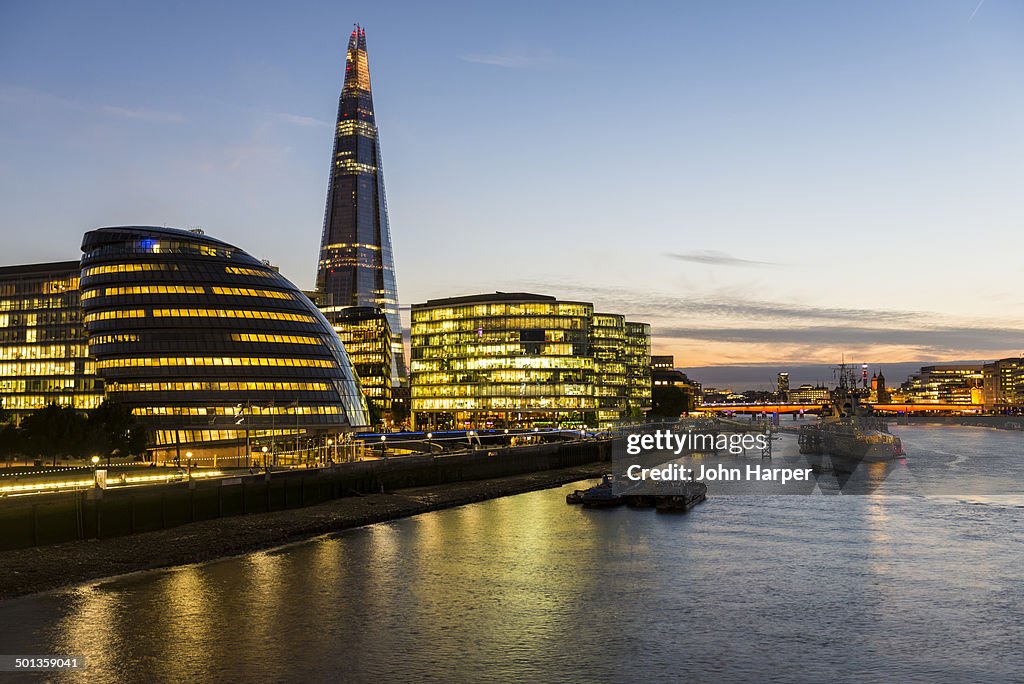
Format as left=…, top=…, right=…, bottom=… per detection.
left=81, top=285, right=205, bottom=300
left=210, top=287, right=293, bottom=300
left=0, top=344, right=90, bottom=361
left=0, top=394, right=104, bottom=411
left=413, top=344, right=585, bottom=359
left=225, top=266, right=276, bottom=278
left=411, top=356, right=596, bottom=372
left=82, top=264, right=176, bottom=277
left=0, top=378, right=98, bottom=393
left=107, top=380, right=333, bottom=392
left=151, top=309, right=316, bottom=322
left=412, top=303, right=593, bottom=321
left=0, top=361, right=93, bottom=376
left=133, top=405, right=344, bottom=417
left=0, top=295, right=76, bottom=312
left=81, top=285, right=294, bottom=301
left=412, top=397, right=600, bottom=411
left=88, top=333, right=141, bottom=345
left=83, top=310, right=145, bottom=323
left=0, top=276, right=78, bottom=298
left=411, top=318, right=588, bottom=334
left=230, top=333, right=323, bottom=345
left=413, top=371, right=594, bottom=385
left=321, top=242, right=383, bottom=253
left=96, top=357, right=335, bottom=370
left=412, top=383, right=593, bottom=398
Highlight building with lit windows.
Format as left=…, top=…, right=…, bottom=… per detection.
left=982, top=358, right=1024, bottom=413
left=788, top=384, right=830, bottom=404
left=322, top=305, right=393, bottom=425
left=899, top=364, right=984, bottom=405
left=316, top=25, right=405, bottom=387
left=410, top=292, right=650, bottom=429
left=80, top=226, right=368, bottom=461
left=625, top=322, right=653, bottom=415
left=591, top=313, right=627, bottom=424
left=0, top=261, right=105, bottom=422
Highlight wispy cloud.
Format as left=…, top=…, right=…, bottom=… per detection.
left=0, top=86, right=183, bottom=123
left=666, top=250, right=781, bottom=268
left=523, top=282, right=926, bottom=325
left=968, top=0, right=985, bottom=22
left=275, top=112, right=331, bottom=128
left=101, top=105, right=184, bottom=123
left=458, top=48, right=563, bottom=68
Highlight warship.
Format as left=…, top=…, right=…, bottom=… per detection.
left=798, top=363, right=904, bottom=463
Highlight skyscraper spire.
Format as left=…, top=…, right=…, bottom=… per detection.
left=317, top=26, right=406, bottom=385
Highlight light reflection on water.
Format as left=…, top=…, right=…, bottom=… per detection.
left=0, top=425, right=1022, bottom=683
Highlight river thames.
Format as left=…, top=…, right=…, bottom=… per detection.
left=1, top=425, right=1022, bottom=682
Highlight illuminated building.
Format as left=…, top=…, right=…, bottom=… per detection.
left=788, top=384, right=830, bottom=404
left=900, top=364, right=984, bottom=405
left=776, top=372, right=790, bottom=401
left=316, top=25, right=405, bottom=387
left=591, top=313, right=627, bottom=424
left=410, top=293, right=650, bottom=429
left=650, top=354, right=698, bottom=412
left=323, top=306, right=393, bottom=424
left=625, top=322, right=653, bottom=415
left=0, top=261, right=105, bottom=421
left=80, top=226, right=368, bottom=459
left=982, top=358, right=1024, bottom=413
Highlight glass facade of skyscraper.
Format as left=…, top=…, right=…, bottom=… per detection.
left=316, top=26, right=405, bottom=387
left=410, top=293, right=650, bottom=429
left=625, top=321, right=653, bottom=415
left=80, top=226, right=368, bottom=458
left=0, top=261, right=104, bottom=421
left=323, top=305, right=393, bottom=424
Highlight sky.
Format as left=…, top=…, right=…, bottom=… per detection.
left=2, top=0, right=1023, bottom=368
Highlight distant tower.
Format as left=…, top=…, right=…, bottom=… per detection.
left=777, top=372, right=790, bottom=401
left=876, top=370, right=890, bottom=403
left=316, top=25, right=406, bottom=385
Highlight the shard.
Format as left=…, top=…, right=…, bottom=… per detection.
left=316, top=25, right=406, bottom=384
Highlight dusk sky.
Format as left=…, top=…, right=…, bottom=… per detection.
left=2, top=0, right=1023, bottom=367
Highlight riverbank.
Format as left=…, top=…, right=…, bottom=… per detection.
left=0, top=463, right=606, bottom=600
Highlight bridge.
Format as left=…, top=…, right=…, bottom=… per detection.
left=700, top=402, right=985, bottom=415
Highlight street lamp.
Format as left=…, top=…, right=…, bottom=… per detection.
left=380, top=434, right=386, bottom=459
left=326, top=438, right=333, bottom=466
left=186, top=451, right=193, bottom=480
left=261, top=445, right=268, bottom=472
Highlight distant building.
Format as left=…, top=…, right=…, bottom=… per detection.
left=776, top=372, right=790, bottom=401
left=409, top=292, right=650, bottom=429
left=869, top=370, right=891, bottom=404
left=0, top=261, right=105, bottom=422
left=900, top=364, right=984, bottom=405
left=651, top=355, right=674, bottom=370
left=650, top=354, right=699, bottom=412
left=625, top=323, right=653, bottom=416
left=788, top=384, right=830, bottom=404
left=982, top=358, right=1024, bottom=413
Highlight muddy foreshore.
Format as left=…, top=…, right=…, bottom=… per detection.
left=0, top=463, right=605, bottom=600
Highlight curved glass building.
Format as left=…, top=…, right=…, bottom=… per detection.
left=80, top=226, right=368, bottom=461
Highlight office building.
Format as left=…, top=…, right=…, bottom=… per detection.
left=0, top=261, right=105, bottom=422
left=324, top=305, right=393, bottom=425
left=80, top=226, right=368, bottom=459
left=409, top=292, right=650, bottom=429
left=316, top=25, right=405, bottom=386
